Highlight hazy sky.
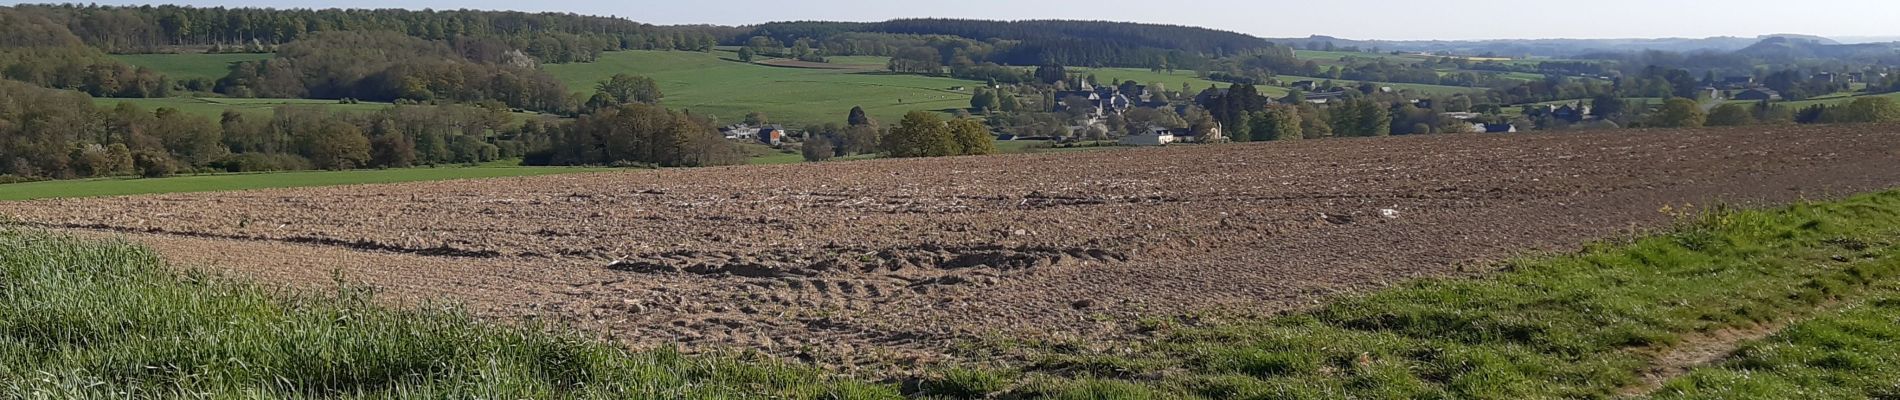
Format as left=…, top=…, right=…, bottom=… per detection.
left=33, top=0, right=1900, bottom=40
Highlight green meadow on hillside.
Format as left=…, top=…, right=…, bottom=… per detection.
left=1275, top=74, right=1489, bottom=96
left=1072, top=67, right=1290, bottom=97
left=91, top=97, right=398, bottom=119
left=545, top=50, right=982, bottom=127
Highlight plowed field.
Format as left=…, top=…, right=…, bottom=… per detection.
left=7, top=125, right=1900, bottom=369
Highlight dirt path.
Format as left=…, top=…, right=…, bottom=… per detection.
left=8, top=125, right=1900, bottom=370
left=1620, top=322, right=1786, bottom=396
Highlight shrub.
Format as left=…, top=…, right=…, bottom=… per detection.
left=132, top=150, right=176, bottom=178
left=802, top=137, right=835, bottom=162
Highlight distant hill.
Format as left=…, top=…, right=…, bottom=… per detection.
left=1736, top=36, right=1900, bottom=62
left=1266, top=35, right=1858, bottom=58
left=1833, top=36, right=1900, bottom=44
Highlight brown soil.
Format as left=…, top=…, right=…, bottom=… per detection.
left=7, top=125, right=1900, bottom=370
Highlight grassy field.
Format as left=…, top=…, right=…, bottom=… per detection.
left=1291, top=49, right=1427, bottom=67
left=110, top=52, right=272, bottom=81
left=823, top=55, right=893, bottom=67
left=1071, top=67, right=1290, bottom=97
left=1780, top=91, right=1900, bottom=108
left=545, top=50, right=981, bottom=127
left=92, top=97, right=398, bottom=119
left=0, top=163, right=615, bottom=201
left=1275, top=74, right=1488, bottom=96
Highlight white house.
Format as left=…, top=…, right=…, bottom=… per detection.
left=721, top=124, right=761, bottom=140
left=1120, top=127, right=1176, bottom=146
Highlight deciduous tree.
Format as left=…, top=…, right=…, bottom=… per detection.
left=1646, top=98, right=1706, bottom=128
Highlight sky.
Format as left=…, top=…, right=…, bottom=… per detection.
left=31, top=0, right=1900, bottom=41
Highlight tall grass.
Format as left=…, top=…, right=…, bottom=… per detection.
left=0, top=230, right=898, bottom=399
left=942, top=191, right=1900, bottom=399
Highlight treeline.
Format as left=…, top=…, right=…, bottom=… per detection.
left=0, top=80, right=550, bottom=180
left=4, top=4, right=721, bottom=62
left=1484, top=66, right=1855, bottom=105
left=737, top=19, right=1274, bottom=69
left=1201, top=47, right=1530, bottom=89
left=527, top=103, right=743, bottom=168
left=217, top=31, right=572, bottom=113
left=1631, top=97, right=1900, bottom=129
left=0, top=8, right=170, bottom=97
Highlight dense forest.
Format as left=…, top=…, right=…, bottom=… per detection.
left=0, top=9, right=170, bottom=97
left=0, top=78, right=742, bottom=181
left=216, top=31, right=574, bottom=112
left=6, top=4, right=722, bottom=61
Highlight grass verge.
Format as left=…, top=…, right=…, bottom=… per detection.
left=1652, top=280, right=1900, bottom=398
left=925, top=190, right=1900, bottom=399
left=0, top=229, right=899, bottom=398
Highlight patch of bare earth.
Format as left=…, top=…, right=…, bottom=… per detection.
left=1619, top=323, right=1785, bottom=396
left=7, top=125, right=1900, bottom=372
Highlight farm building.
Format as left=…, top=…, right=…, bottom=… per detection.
left=1551, top=104, right=1591, bottom=122
left=1305, top=91, right=1349, bottom=104
left=1482, top=123, right=1518, bottom=133
left=1733, top=88, right=1782, bottom=101
left=721, top=124, right=761, bottom=140
left=757, top=125, right=786, bottom=145
left=1121, top=127, right=1176, bottom=146
left=1173, top=124, right=1225, bottom=143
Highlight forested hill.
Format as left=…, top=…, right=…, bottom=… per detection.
left=4, top=4, right=723, bottom=60
left=1736, top=37, right=1900, bottom=63
left=740, top=19, right=1273, bottom=67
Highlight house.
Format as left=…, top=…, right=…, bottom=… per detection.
left=1813, top=72, right=1837, bottom=83
left=721, top=124, right=760, bottom=140
left=1057, top=84, right=1144, bottom=117
left=1169, top=122, right=1228, bottom=143
left=1721, top=76, right=1756, bottom=89
left=1194, top=88, right=1230, bottom=106
left=1733, top=88, right=1782, bottom=101
left=1482, top=123, right=1518, bottom=133
left=1064, top=115, right=1111, bottom=137
left=757, top=125, right=786, bottom=145
left=1551, top=103, right=1591, bottom=123
left=1441, top=112, right=1482, bottom=120
left=1119, top=127, right=1176, bottom=146
left=1305, top=91, right=1349, bottom=104
left=1412, top=99, right=1435, bottom=109
left=1291, top=80, right=1320, bottom=91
